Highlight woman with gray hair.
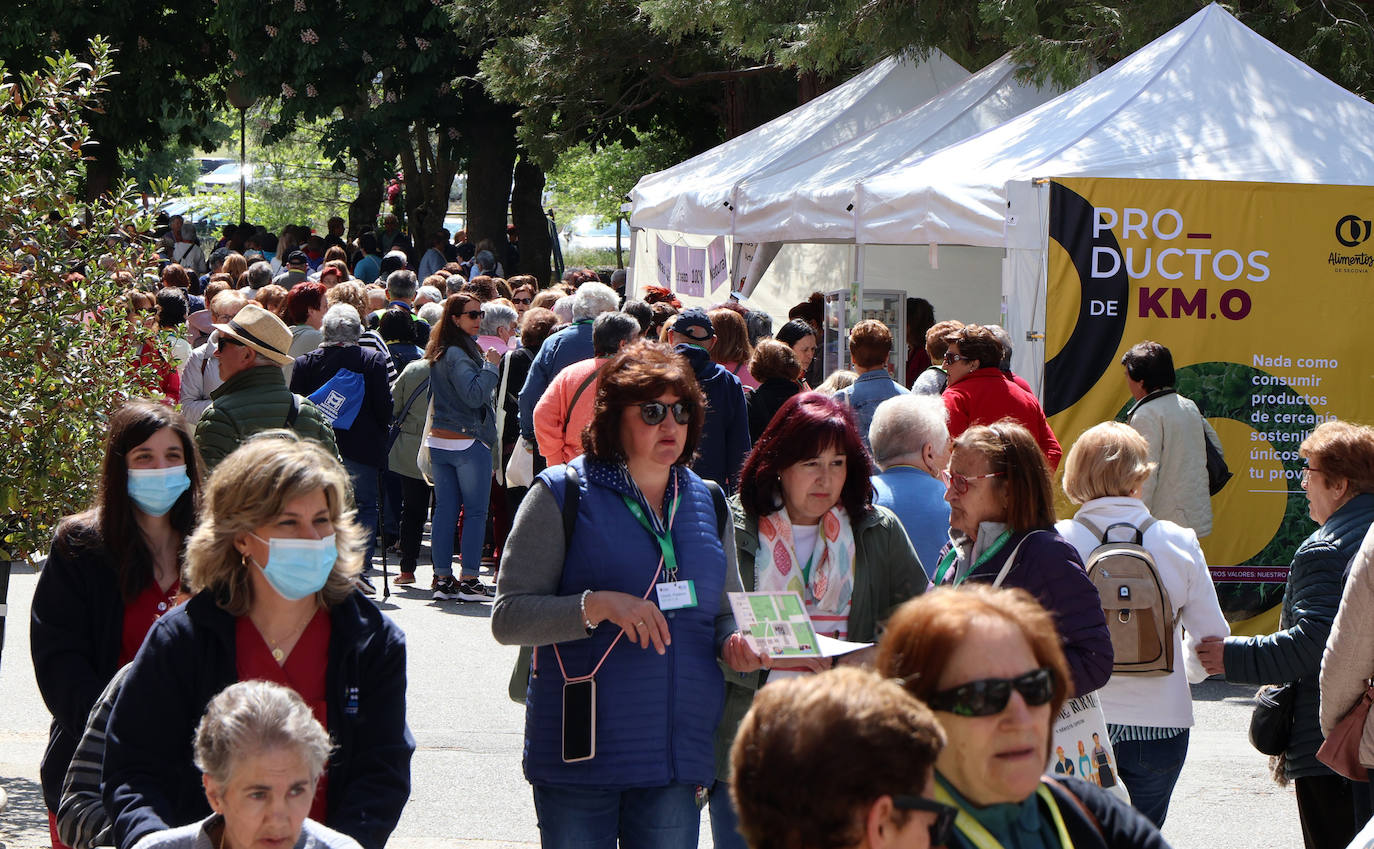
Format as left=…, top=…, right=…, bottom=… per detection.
left=478, top=301, right=519, bottom=354
left=101, top=433, right=413, bottom=849
left=131, top=680, right=359, bottom=849
left=869, top=394, right=951, bottom=578
left=290, top=304, right=394, bottom=570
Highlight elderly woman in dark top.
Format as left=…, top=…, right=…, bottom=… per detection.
left=934, top=420, right=1112, bottom=698
left=493, top=340, right=763, bottom=849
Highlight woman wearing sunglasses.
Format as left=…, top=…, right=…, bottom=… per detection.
left=711, top=391, right=927, bottom=849
left=493, top=340, right=763, bottom=849
left=424, top=293, right=505, bottom=601
left=878, top=585, right=1169, bottom=849
left=731, top=666, right=953, bottom=849
left=1055, top=422, right=1228, bottom=827
left=935, top=420, right=1113, bottom=698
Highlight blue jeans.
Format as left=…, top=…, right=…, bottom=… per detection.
left=1112, top=729, right=1190, bottom=828
left=532, top=783, right=700, bottom=849
left=342, top=457, right=380, bottom=568
left=708, top=781, right=749, bottom=849
left=429, top=444, right=492, bottom=578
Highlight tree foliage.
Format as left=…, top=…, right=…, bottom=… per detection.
left=641, top=0, right=1374, bottom=99
left=0, top=40, right=167, bottom=561
left=546, top=125, right=695, bottom=223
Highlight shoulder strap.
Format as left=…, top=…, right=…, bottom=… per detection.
left=565, top=368, right=600, bottom=423
left=398, top=377, right=431, bottom=426
left=285, top=393, right=302, bottom=428
left=562, top=464, right=581, bottom=548
left=992, top=530, right=1043, bottom=588
left=1074, top=516, right=1106, bottom=541
left=1124, top=387, right=1176, bottom=422
left=704, top=479, right=728, bottom=541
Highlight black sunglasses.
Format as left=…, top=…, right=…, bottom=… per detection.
left=925, top=667, right=1055, bottom=717
left=512, top=296, right=533, bottom=305
left=218, top=335, right=245, bottom=348
left=460, top=309, right=483, bottom=320
left=891, top=795, right=957, bottom=846
left=636, top=400, right=692, bottom=426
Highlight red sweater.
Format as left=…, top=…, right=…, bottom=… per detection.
left=944, top=367, right=1062, bottom=469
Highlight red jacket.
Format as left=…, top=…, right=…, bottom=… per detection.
left=944, top=367, right=1062, bottom=469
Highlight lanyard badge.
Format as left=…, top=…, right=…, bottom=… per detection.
left=622, top=488, right=698, bottom=610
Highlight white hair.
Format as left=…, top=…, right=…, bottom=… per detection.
left=417, top=285, right=443, bottom=305
left=571, top=281, right=618, bottom=320
left=552, top=295, right=576, bottom=324
left=868, top=394, right=949, bottom=467
left=417, top=302, right=443, bottom=326
left=321, top=303, right=362, bottom=345
left=480, top=301, right=518, bottom=335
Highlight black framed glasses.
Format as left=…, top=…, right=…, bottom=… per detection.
left=891, top=795, right=957, bottom=846
left=636, top=400, right=692, bottom=426
left=512, top=296, right=533, bottom=305
left=926, top=667, right=1055, bottom=717
left=939, top=468, right=1005, bottom=495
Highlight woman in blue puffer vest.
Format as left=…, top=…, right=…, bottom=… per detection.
left=493, top=341, right=764, bottom=849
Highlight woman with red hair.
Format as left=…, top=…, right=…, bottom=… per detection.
left=709, top=391, right=926, bottom=849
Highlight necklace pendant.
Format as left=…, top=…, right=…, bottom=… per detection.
left=272, top=647, right=286, bottom=663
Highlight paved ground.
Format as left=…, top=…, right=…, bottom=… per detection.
left=0, top=558, right=1301, bottom=849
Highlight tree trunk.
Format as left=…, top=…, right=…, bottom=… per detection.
left=510, top=156, right=550, bottom=285
left=463, top=94, right=518, bottom=260
left=348, top=152, right=386, bottom=239
left=399, top=124, right=459, bottom=267
left=82, top=139, right=121, bottom=202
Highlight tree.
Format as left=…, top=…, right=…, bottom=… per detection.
left=641, top=0, right=1374, bottom=100
left=0, top=40, right=169, bottom=562
left=0, top=0, right=228, bottom=197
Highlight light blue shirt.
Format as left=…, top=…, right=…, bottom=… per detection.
left=871, top=465, right=949, bottom=578
left=836, top=369, right=908, bottom=451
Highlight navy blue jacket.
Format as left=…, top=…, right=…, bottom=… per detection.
left=290, top=344, right=394, bottom=468
left=102, top=590, right=414, bottom=849
left=30, top=530, right=126, bottom=812
left=1224, top=492, right=1374, bottom=778
left=952, top=529, right=1114, bottom=697
left=675, top=344, right=750, bottom=493
left=523, top=456, right=728, bottom=788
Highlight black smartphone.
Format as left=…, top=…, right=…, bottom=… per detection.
left=562, top=679, right=596, bottom=763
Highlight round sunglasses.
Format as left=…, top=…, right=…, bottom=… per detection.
left=925, top=667, right=1055, bottom=717
left=636, top=400, right=692, bottom=426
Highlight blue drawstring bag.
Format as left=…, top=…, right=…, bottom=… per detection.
left=308, top=368, right=365, bottom=429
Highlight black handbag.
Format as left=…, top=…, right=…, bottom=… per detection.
left=1250, top=683, right=1298, bottom=756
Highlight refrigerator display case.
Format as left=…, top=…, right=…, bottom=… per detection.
left=822, top=288, right=907, bottom=385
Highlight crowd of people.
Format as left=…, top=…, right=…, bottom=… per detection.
left=29, top=212, right=1374, bottom=849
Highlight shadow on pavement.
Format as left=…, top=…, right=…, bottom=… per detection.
left=1191, top=677, right=1260, bottom=703
left=0, top=775, right=48, bottom=849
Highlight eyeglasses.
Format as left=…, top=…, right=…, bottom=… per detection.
left=891, top=795, right=958, bottom=846
left=512, top=297, right=533, bottom=305
left=1300, top=464, right=1323, bottom=485
left=460, top=309, right=483, bottom=320
left=636, top=400, right=692, bottom=426
left=939, top=468, right=1005, bottom=495
left=926, top=667, right=1055, bottom=717
left=218, top=336, right=245, bottom=348
left=942, top=352, right=972, bottom=365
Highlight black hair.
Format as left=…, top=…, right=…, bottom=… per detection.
left=156, top=287, right=188, bottom=328
left=776, top=319, right=816, bottom=347
left=1121, top=341, right=1175, bottom=391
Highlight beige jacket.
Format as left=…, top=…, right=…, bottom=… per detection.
left=1128, top=391, right=1213, bottom=537
left=1320, top=523, right=1374, bottom=766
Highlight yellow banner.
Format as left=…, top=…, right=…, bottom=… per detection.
left=1045, top=177, right=1372, bottom=619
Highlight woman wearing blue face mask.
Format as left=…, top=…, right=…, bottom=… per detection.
left=100, top=431, right=414, bottom=849
left=31, top=399, right=202, bottom=849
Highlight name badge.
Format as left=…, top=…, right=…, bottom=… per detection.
left=656, top=580, right=698, bottom=610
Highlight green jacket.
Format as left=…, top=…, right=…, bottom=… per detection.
left=387, top=359, right=431, bottom=480
left=714, top=495, right=926, bottom=781
left=194, top=365, right=339, bottom=469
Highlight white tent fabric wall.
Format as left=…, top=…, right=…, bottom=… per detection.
left=629, top=51, right=970, bottom=236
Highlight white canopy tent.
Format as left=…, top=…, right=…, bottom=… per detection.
left=631, top=3, right=1374, bottom=393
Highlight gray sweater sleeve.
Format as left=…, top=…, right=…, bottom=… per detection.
left=492, top=479, right=744, bottom=652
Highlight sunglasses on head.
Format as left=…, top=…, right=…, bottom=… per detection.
left=891, top=795, right=957, bottom=846
left=636, top=400, right=692, bottom=426
left=926, top=667, right=1055, bottom=717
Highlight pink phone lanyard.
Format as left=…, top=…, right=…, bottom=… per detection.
left=549, top=490, right=679, bottom=684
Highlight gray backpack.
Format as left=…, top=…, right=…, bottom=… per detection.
left=1077, top=517, right=1174, bottom=676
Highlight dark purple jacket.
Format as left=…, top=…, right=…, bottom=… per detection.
left=290, top=344, right=393, bottom=468
left=958, top=529, right=1114, bottom=697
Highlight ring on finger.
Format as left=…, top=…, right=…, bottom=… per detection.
left=635, top=620, right=646, bottom=629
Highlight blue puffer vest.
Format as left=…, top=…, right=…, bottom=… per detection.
left=523, top=455, right=727, bottom=788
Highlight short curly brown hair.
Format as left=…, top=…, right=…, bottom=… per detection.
left=1302, top=420, right=1374, bottom=495
left=748, top=339, right=801, bottom=383
left=944, top=323, right=1001, bottom=370
left=583, top=341, right=705, bottom=465
left=924, top=319, right=965, bottom=362
left=848, top=319, right=893, bottom=369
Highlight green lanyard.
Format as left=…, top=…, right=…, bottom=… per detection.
left=622, top=494, right=679, bottom=581
left=934, top=530, right=1012, bottom=587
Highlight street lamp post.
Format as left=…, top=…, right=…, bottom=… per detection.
left=225, top=83, right=256, bottom=224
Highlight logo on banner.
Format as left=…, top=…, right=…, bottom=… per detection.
left=1330, top=214, right=1373, bottom=272
left=1335, top=214, right=1372, bottom=247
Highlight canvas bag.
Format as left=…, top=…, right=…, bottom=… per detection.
left=307, top=368, right=366, bottom=430
left=993, top=531, right=1130, bottom=802
left=1076, top=517, right=1175, bottom=676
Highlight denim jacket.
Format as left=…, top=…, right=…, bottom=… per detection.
left=431, top=343, right=499, bottom=446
